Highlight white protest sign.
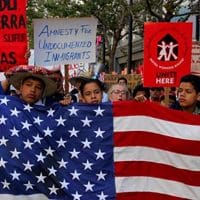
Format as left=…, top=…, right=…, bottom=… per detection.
left=191, top=41, right=200, bottom=75
left=34, top=17, right=98, bottom=66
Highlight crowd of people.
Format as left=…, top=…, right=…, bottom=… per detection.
left=0, top=64, right=200, bottom=115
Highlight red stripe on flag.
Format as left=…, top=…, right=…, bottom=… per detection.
left=113, top=101, right=200, bottom=125
left=115, top=161, right=200, bottom=186
left=114, top=131, right=200, bottom=156
left=116, top=192, right=185, bottom=200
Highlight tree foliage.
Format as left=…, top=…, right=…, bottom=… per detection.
left=144, top=0, right=199, bottom=22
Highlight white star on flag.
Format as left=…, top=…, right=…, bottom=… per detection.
left=43, top=127, right=54, bottom=137
left=69, top=127, right=79, bottom=137
left=10, top=127, right=20, bottom=137
left=10, top=148, right=21, bottom=159
left=10, top=170, right=21, bottom=180
left=48, top=166, right=57, bottom=176
left=49, top=184, right=59, bottom=195
left=23, top=104, right=33, bottom=112
left=69, top=148, right=80, bottom=159
left=10, top=107, right=20, bottom=117
left=1, top=179, right=10, bottom=189
left=24, top=181, right=34, bottom=191
left=33, top=134, right=43, bottom=144
left=68, top=106, right=79, bottom=116
left=47, top=108, right=55, bottom=117
left=81, top=138, right=92, bottom=149
left=33, top=116, right=43, bottom=125
left=84, top=181, right=94, bottom=192
left=0, top=157, right=7, bottom=168
left=23, top=161, right=34, bottom=171
left=23, top=139, right=33, bottom=149
left=45, top=146, right=55, bottom=156
left=97, top=191, right=108, bottom=200
left=60, top=179, right=70, bottom=189
left=36, top=152, right=46, bottom=163
left=72, top=191, right=82, bottom=200
left=94, top=106, right=105, bottom=116
left=81, top=116, right=92, bottom=127
left=71, top=170, right=81, bottom=180
left=0, top=136, right=8, bottom=146
left=36, top=173, right=46, bottom=183
left=56, top=116, right=66, bottom=126
left=21, top=120, right=32, bottom=130
left=0, top=115, right=7, bottom=125
left=95, top=149, right=105, bottom=160
left=0, top=97, right=9, bottom=105
left=96, top=171, right=107, bottom=181
left=82, top=160, right=93, bottom=170
left=58, top=158, right=68, bottom=169
left=56, top=137, right=67, bottom=148
left=94, top=127, right=105, bottom=138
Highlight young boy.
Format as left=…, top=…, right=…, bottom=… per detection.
left=171, top=74, right=200, bottom=114
left=5, top=65, right=57, bottom=105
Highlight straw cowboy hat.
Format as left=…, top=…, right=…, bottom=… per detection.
left=7, top=65, right=57, bottom=97
left=69, top=71, right=93, bottom=86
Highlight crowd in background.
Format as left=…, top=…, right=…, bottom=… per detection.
left=0, top=65, right=200, bottom=115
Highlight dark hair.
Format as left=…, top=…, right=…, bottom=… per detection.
left=132, top=84, right=150, bottom=99
left=79, top=79, right=104, bottom=95
left=117, top=77, right=128, bottom=84
left=150, top=87, right=164, bottom=91
left=180, top=74, right=200, bottom=93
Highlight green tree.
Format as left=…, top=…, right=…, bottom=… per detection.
left=144, top=0, right=199, bottom=22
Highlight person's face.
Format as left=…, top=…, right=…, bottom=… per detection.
left=150, top=88, right=163, bottom=99
left=109, top=85, right=128, bottom=102
left=20, top=78, right=44, bottom=104
left=135, top=91, right=146, bottom=97
left=81, top=82, right=103, bottom=104
left=177, top=82, right=200, bottom=109
left=118, top=80, right=126, bottom=85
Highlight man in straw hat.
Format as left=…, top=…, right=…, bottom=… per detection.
left=4, top=65, right=57, bottom=105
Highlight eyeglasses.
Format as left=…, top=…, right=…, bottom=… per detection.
left=111, top=90, right=127, bottom=95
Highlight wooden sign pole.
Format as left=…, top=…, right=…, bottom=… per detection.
left=64, top=64, right=69, bottom=94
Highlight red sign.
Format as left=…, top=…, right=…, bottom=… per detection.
left=143, top=22, right=192, bottom=87
left=0, top=0, right=28, bottom=71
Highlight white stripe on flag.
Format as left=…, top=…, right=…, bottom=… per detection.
left=114, top=115, right=200, bottom=140
left=115, top=176, right=200, bottom=200
left=114, top=146, right=200, bottom=171
left=0, top=194, right=48, bottom=200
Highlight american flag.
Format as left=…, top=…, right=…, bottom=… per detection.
left=0, top=95, right=200, bottom=200
left=114, top=101, right=200, bottom=200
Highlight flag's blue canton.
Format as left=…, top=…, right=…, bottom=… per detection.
left=0, top=95, right=115, bottom=200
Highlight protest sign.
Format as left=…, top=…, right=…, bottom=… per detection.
left=103, top=74, right=141, bottom=89
left=0, top=0, right=28, bottom=71
left=191, top=41, right=200, bottom=76
left=143, top=22, right=192, bottom=87
left=34, top=17, right=98, bottom=66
